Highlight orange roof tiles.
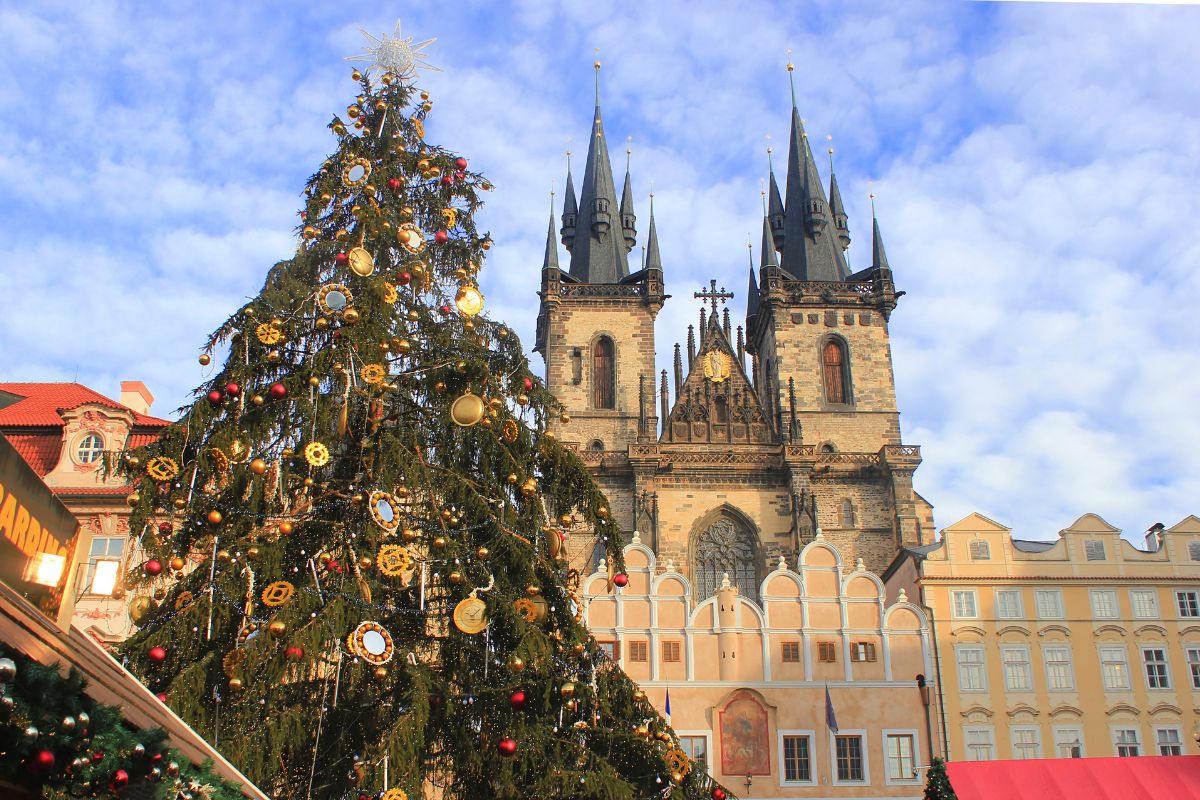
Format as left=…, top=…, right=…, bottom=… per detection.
left=0, top=383, right=170, bottom=428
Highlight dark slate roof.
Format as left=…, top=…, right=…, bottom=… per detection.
left=566, top=104, right=630, bottom=283
left=644, top=206, right=663, bottom=273
left=780, top=108, right=849, bottom=282
left=1012, top=539, right=1058, bottom=553
left=542, top=211, right=559, bottom=271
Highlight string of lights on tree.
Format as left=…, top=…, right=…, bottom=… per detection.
left=108, top=22, right=732, bottom=800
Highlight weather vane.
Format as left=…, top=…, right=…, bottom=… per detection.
left=346, top=20, right=440, bottom=78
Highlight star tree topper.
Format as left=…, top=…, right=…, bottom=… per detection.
left=346, top=20, right=440, bottom=78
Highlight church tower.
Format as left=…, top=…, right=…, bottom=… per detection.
left=534, top=63, right=666, bottom=457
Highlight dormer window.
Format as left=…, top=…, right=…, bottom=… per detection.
left=75, top=432, right=105, bottom=464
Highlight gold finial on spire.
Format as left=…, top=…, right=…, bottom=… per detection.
left=593, top=49, right=601, bottom=104
left=786, top=49, right=797, bottom=108
left=869, top=189, right=877, bottom=219
left=827, top=134, right=835, bottom=172
left=766, top=134, right=774, bottom=172
left=760, top=178, right=768, bottom=215
left=626, top=135, right=632, bottom=170
left=565, top=137, right=572, bottom=172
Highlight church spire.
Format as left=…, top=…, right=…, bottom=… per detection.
left=567, top=60, right=629, bottom=283
left=746, top=239, right=761, bottom=325
left=560, top=151, right=577, bottom=253
left=644, top=194, right=663, bottom=276
left=620, top=140, right=637, bottom=253
left=871, top=207, right=891, bottom=276
left=828, top=146, right=850, bottom=252
left=543, top=204, right=560, bottom=272
left=780, top=62, right=848, bottom=282
left=767, top=150, right=785, bottom=254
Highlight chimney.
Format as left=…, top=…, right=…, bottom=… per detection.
left=1145, top=522, right=1166, bottom=553
left=119, top=381, right=154, bottom=416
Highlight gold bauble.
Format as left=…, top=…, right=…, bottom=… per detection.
left=247, top=546, right=260, bottom=559
left=302, top=226, right=317, bottom=239
left=417, top=159, right=430, bottom=170
left=559, top=514, right=574, bottom=527
left=374, top=666, right=389, bottom=679
left=450, top=392, right=485, bottom=427
left=250, top=458, right=267, bottom=475
left=320, top=193, right=333, bottom=204
left=407, top=310, right=420, bottom=322
left=342, top=308, right=360, bottom=324
left=520, top=478, right=538, bottom=497
left=420, top=90, right=430, bottom=100
left=633, top=689, right=647, bottom=702
left=516, top=394, right=529, bottom=406
left=658, top=732, right=672, bottom=742
left=636, top=724, right=649, bottom=737
left=332, top=123, right=346, bottom=135
left=268, top=620, right=287, bottom=638
left=363, top=184, right=376, bottom=195
left=252, top=394, right=264, bottom=406
left=303, top=477, right=314, bottom=487
left=346, top=105, right=361, bottom=118
left=432, top=536, right=447, bottom=549
left=395, top=339, right=412, bottom=354
left=335, top=229, right=350, bottom=241
left=560, top=681, right=576, bottom=697
left=506, top=473, right=518, bottom=485
left=358, top=556, right=373, bottom=570
left=381, top=73, right=394, bottom=85
left=127, top=455, right=141, bottom=467
left=596, top=507, right=609, bottom=519
left=314, top=317, right=329, bottom=331
left=433, top=381, right=447, bottom=393
left=401, top=528, right=419, bottom=542
left=350, top=69, right=362, bottom=80
left=476, top=546, right=490, bottom=559
left=228, top=677, right=243, bottom=690
left=351, top=494, right=364, bottom=504
left=216, top=550, right=232, bottom=561
left=173, top=498, right=186, bottom=509
left=566, top=699, right=580, bottom=712
left=508, top=656, right=525, bottom=672
left=126, top=492, right=141, bottom=507
left=278, top=521, right=294, bottom=535
left=454, top=285, right=484, bottom=317
left=170, top=557, right=186, bottom=571
left=207, top=510, right=223, bottom=525
left=526, top=585, right=541, bottom=596
left=374, top=100, right=386, bottom=111
left=308, top=376, right=321, bottom=387
left=560, top=414, right=571, bottom=423
left=267, top=349, right=282, bottom=363
left=448, top=571, right=463, bottom=584
left=573, top=643, right=586, bottom=656
left=198, top=354, right=211, bottom=366
left=129, top=596, right=156, bottom=624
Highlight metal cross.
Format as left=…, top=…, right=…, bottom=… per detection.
left=694, top=279, right=734, bottom=314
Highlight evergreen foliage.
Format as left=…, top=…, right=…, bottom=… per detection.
left=923, top=757, right=956, bottom=800
left=112, top=57, right=728, bottom=800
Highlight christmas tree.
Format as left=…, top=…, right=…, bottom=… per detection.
left=114, top=24, right=728, bottom=800
left=923, top=757, right=956, bottom=800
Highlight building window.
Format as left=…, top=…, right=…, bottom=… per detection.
left=597, top=641, right=619, bottom=661
left=628, top=641, right=648, bottom=662
left=1001, top=647, right=1032, bottom=692
left=1053, top=727, right=1084, bottom=758
left=713, top=395, right=728, bottom=424
left=1176, top=590, right=1200, bottom=618
left=885, top=734, right=916, bottom=781
left=957, top=647, right=987, bottom=691
left=840, top=499, right=856, bottom=528
left=781, top=641, right=801, bottom=663
left=75, top=432, right=105, bottom=464
left=995, top=589, right=1024, bottom=619
left=782, top=735, right=812, bottom=783
left=661, top=641, right=681, bottom=662
left=834, top=734, right=865, bottom=782
left=1155, top=727, right=1184, bottom=756
left=593, top=336, right=615, bottom=409
left=679, top=736, right=708, bottom=768
left=1130, top=589, right=1158, bottom=619
left=1090, top=589, right=1119, bottom=619
left=1084, top=540, right=1106, bottom=561
left=1189, top=542, right=1200, bottom=561
left=692, top=516, right=760, bottom=604
left=964, top=727, right=995, bottom=761
left=818, top=642, right=838, bottom=663
left=1114, top=728, right=1140, bottom=757
left=1099, top=646, right=1130, bottom=691
left=969, top=540, right=990, bottom=560
left=1187, top=647, right=1200, bottom=690
left=1043, top=646, right=1074, bottom=691
left=86, top=536, right=125, bottom=595
left=952, top=590, right=978, bottom=619
left=1142, top=647, right=1170, bottom=689
left=1035, top=589, right=1064, bottom=619
left=589, top=439, right=604, bottom=452
left=822, top=339, right=850, bottom=404
left=1011, top=727, right=1041, bottom=760
left=850, top=642, right=877, bottom=663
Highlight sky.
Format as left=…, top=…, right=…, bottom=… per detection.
left=0, top=1, right=1197, bottom=543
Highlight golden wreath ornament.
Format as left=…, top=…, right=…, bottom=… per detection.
left=376, top=545, right=413, bottom=577
left=303, top=442, right=330, bottom=467
left=174, top=591, right=194, bottom=611
left=368, top=491, right=401, bottom=531
left=501, top=419, right=519, bottom=444
left=207, top=447, right=230, bottom=475
left=350, top=621, right=395, bottom=665
left=382, top=282, right=398, bottom=304
left=317, top=283, right=354, bottom=315
left=440, top=207, right=458, bottom=228
left=222, top=649, right=246, bottom=678
left=513, top=597, right=539, bottom=623
left=360, top=364, right=386, bottom=385
left=381, top=790, right=408, bottom=800
left=261, top=581, right=295, bottom=607
left=664, top=748, right=691, bottom=780
left=412, top=117, right=425, bottom=139
left=145, top=456, right=180, bottom=482
left=341, top=157, right=372, bottom=189
left=255, top=322, right=283, bottom=345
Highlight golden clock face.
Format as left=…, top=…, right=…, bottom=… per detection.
left=453, top=596, right=488, bottom=634
left=347, top=246, right=375, bottom=277
left=702, top=350, right=733, bottom=383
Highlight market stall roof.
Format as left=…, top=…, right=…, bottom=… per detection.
left=945, top=756, right=1200, bottom=800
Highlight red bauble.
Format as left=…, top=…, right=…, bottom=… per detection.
left=144, top=559, right=163, bottom=576
left=497, top=737, right=517, bottom=757
left=155, top=693, right=168, bottom=703
left=147, top=646, right=167, bottom=663
left=711, top=790, right=726, bottom=800
left=91, top=751, right=105, bottom=764
left=434, top=230, right=449, bottom=244
left=509, top=689, right=527, bottom=709
left=612, top=573, right=629, bottom=588
left=439, top=304, right=452, bottom=315
left=335, top=252, right=349, bottom=266
left=455, top=157, right=468, bottom=170
left=111, top=769, right=130, bottom=789
left=397, top=272, right=412, bottom=286
left=31, top=749, right=55, bottom=773
left=207, top=389, right=223, bottom=405
left=454, top=171, right=465, bottom=181
left=522, top=377, right=533, bottom=391
left=440, top=175, right=453, bottom=186
left=269, top=382, right=287, bottom=399
left=157, top=521, right=172, bottom=534
left=224, top=382, right=240, bottom=397
left=285, top=645, right=305, bottom=661
left=387, top=178, right=402, bottom=191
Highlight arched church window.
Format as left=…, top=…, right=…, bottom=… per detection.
left=693, top=515, right=760, bottom=605
left=593, top=337, right=615, bottom=409
left=822, top=339, right=851, bottom=404
left=841, top=499, right=857, bottom=528
left=589, top=439, right=604, bottom=452
left=821, top=443, right=836, bottom=454
left=714, top=396, right=728, bottom=424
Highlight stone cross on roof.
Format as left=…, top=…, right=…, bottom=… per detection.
left=694, top=279, right=733, bottom=314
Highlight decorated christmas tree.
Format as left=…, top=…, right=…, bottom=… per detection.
left=923, top=757, right=956, bottom=800
left=114, top=23, right=728, bottom=800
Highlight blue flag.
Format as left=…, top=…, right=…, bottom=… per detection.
left=825, top=684, right=839, bottom=733
left=664, top=687, right=672, bottom=725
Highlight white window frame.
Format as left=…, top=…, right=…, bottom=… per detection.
left=1130, top=589, right=1159, bottom=619
left=963, top=725, right=996, bottom=761
left=85, top=536, right=127, bottom=596
left=1141, top=646, right=1171, bottom=690
left=995, top=589, right=1024, bottom=619
left=675, top=731, right=712, bottom=772
left=1090, top=588, right=1119, bottom=619
left=1042, top=645, right=1075, bottom=691
left=1187, top=646, right=1200, bottom=690
left=1153, top=726, right=1184, bottom=756
left=1112, top=726, right=1141, bottom=757
left=1176, top=589, right=1200, bottom=618
left=956, top=645, right=988, bottom=692
left=1035, top=589, right=1064, bottom=619
left=1000, top=646, right=1033, bottom=692
left=952, top=590, right=978, bottom=619
left=72, top=431, right=105, bottom=465
left=777, top=729, right=816, bottom=787
left=1052, top=725, right=1085, bottom=758
left=1099, top=645, right=1130, bottom=691
left=882, top=728, right=921, bottom=785
left=829, top=729, right=869, bottom=785
left=1010, top=726, right=1042, bottom=760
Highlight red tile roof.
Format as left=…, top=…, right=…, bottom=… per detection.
left=4, top=433, right=62, bottom=475
left=0, top=383, right=171, bottom=428
left=52, top=485, right=137, bottom=497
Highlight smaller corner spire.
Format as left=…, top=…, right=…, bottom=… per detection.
left=871, top=198, right=891, bottom=275
left=620, top=136, right=636, bottom=252
left=543, top=196, right=560, bottom=272
left=560, top=144, right=578, bottom=252
left=828, top=139, right=850, bottom=252
left=644, top=193, right=662, bottom=275
left=767, top=149, right=785, bottom=252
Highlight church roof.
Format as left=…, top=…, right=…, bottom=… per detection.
left=565, top=90, right=631, bottom=283
left=780, top=105, right=850, bottom=282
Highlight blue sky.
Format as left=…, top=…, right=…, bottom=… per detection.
left=1, top=1, right=1197, bottom=542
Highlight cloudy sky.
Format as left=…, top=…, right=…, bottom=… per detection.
left=1, top=1, right=1197, bottom=542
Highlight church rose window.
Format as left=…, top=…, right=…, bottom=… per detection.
left=693, top=516, right=759, bottom=604
left=593, top=337, right=615, bottom=409
left=823, top=339, right=850, bottom=404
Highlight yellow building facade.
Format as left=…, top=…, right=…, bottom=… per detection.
left=883, top=512, right=1200, bottom=762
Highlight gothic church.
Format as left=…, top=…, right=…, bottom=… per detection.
left=535, top=69, right=935, bottom=596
